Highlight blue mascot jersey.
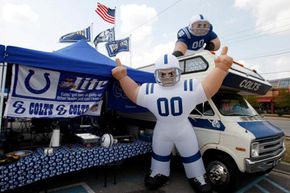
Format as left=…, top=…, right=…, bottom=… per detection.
left=177, top=25, right=217, bottom=51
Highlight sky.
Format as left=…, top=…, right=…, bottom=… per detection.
left=1, top=0, right=290, bottom=80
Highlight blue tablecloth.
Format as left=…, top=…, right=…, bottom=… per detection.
left=0, top=140, right=152, bottom=192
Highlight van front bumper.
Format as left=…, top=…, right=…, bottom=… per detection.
left=245, top=148, right=286, bottom=173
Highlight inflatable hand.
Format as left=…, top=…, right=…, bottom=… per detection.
left=112, top=58, right=127, bottom=80
left=214, top=47, right=233, bottom=72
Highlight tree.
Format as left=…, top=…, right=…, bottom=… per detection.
left=245, top=95, right=258, bottom=108
left=275, top=89, right=290, bottom=113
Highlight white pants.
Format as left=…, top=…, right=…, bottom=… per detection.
left=150, top=120, right=205, bottom=178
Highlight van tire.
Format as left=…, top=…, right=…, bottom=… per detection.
left=204, top=154, right=239, bottom=193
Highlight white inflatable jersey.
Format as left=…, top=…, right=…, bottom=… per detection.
left=137, top=79, right=207, bottom=178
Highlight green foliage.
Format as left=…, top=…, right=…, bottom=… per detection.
left=275, top=89, right=290, bottom=109
left=245, top=95, right=258, bottom=108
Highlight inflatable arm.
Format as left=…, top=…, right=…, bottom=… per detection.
left=112, top=59, right=140, bottom=104
left=202, top=47, right=233, bottom=98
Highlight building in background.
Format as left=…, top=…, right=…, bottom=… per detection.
left=255, top=77, right=290, bottom=114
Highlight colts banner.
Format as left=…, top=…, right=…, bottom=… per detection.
left=59, top=26, right=91, bottom=43
left=4, top=65, right=109, bottom=118
left=93, top=28, right=115, bottom=47
left=105, top=37, right=130, bottom=57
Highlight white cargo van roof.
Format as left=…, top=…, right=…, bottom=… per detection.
left=139, top=51, right=272, bottom=96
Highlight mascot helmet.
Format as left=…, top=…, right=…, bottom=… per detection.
left=154, top=54, right=182, bottom=87
left=188, top=14, right=210, bottom=36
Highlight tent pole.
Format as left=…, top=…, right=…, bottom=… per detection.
left=0, top=62, right=7, bottom=133
left=129, top=34, right=132, bottom=66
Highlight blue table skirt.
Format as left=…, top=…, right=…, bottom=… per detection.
left=0, top=140, right=152, bottom=192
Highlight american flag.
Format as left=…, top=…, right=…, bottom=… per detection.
left=96, top=2, right=115, bottom=24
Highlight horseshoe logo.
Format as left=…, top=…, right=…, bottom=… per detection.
left=24, top=70, right=51, bottom=94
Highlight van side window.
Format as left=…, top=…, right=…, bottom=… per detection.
left=191, top=104, right=203, bottom=115
left=191, top=102, right=214, bottom=116
left=204, top=102, right=214, bottom=116
left=212, top=92, right=257, bottom=116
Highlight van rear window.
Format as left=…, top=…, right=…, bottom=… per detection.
left=180, top=56, right=209, bottom=74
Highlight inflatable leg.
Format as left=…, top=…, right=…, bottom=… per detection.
left=145, top=128, right=173, bottom=189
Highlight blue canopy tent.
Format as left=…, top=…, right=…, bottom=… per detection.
left=0, top=43, right=155, bottom=192
left=5, top=40, right=154, bottom=83
left=3, top=41, right=153, bottom=116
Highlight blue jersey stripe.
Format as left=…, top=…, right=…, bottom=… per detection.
left=182, top=151, right=201, bottom=163
left=164, top=54, right=168, bottom=64
left=183, top=27, right=191, bottom=39
left=152, top=152, right=171, bottom=162
left=189, top=79, right=193, bottom=91
left=150, top=83, right=154, bottom=94
left=184, top=80, right=188, bottom=91
left=145, top=83, right=149, bottom=95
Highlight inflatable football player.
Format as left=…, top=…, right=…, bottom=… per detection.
left=173, top=14, right=221, bottom=57
left=112, top=47, right=233, bottom=193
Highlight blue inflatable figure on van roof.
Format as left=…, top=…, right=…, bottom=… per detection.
left=173, top=14, right=221, bottom=57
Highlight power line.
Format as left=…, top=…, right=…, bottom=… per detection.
left=239, top=49, right=290, bottom=61
left=261, top=71, right=290, bottom=75
left=126, top=0, right=183, bottom=36
left=224, top=23, right=290, bottom=42
left=224, top=27, right=290, bottom=44
left=222, top=16, right=290, bottom=38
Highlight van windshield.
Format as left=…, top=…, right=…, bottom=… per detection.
left=212, top=93, right=258, bottom=116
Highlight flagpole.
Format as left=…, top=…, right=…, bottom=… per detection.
left=90, top=22, right=94, bottom=47
left=113, top=6, right=117, bottom=60
left=129, top=34, right=132, bottom=66
left=114, top=6, right=117, bottom=39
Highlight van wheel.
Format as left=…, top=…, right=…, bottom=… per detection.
left=205, top=155, right=239, bottom=192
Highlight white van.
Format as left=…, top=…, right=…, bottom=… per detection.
left=119, top=51, right=286, bottom=192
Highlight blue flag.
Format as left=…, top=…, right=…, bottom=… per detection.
left=93, top=28, right=115, bottom=47
left=59, top=26, right=91, bottom=43
left=105, top=37, right=130, bottom=57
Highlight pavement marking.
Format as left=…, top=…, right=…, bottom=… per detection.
left=255, top=184, right=270, bottom=193
left=264, top=178, right=290, bottom=193
left=235, top=174, right=290, bottom=193
left=235, top=175, right=266, bottom=193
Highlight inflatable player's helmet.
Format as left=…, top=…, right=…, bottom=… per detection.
left=154, top=54, right=182, bottom=87
left=188, top=14, right=210, bottom=36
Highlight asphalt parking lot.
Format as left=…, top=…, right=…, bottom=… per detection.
left=6, top=155, right=288, bottom=193
left=235, top=169, right=290, bottom=193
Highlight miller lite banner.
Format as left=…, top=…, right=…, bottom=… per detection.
left=4, top=64, right=109, bottom=118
